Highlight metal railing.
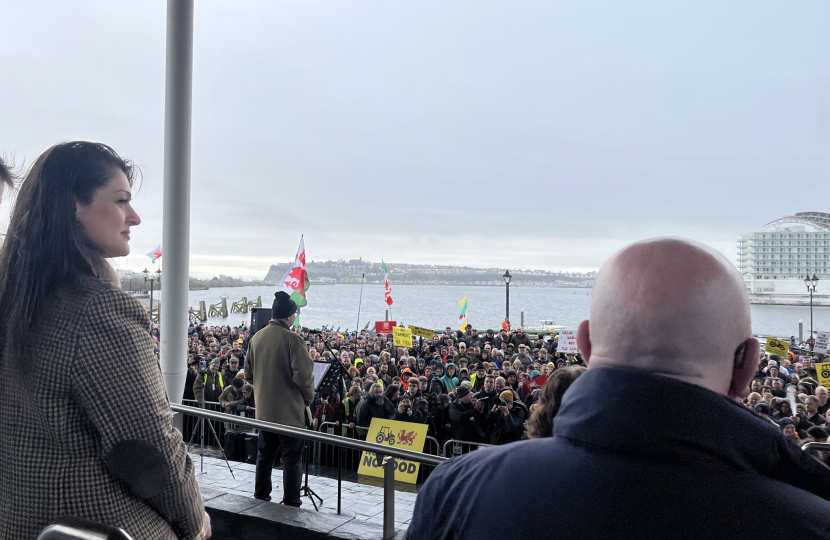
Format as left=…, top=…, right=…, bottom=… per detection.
left=172, top=403, right=446, bottom=540
left=442, top=438, right=493, bottom=458
left=801, top=441, right=830, bottom=467
left=37, top=517, right=134, bottom=540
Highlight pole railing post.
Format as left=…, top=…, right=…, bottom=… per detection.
left=159, top=0, right=194, bottom=407
left=506, top=282, right=510, bottom=323
left=382, top=456, right=396, bottom=540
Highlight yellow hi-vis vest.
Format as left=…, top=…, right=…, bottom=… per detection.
left=203, top=373, right=225, bottom=393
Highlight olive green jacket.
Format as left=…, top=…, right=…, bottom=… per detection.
left=245, top=320, right=314, bottom=428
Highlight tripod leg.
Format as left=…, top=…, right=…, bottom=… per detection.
left=204, top=418, right=235, bottom=479
left=300, top=438, right=322, bottom=510
left=186, top=415, right=200, bottom=451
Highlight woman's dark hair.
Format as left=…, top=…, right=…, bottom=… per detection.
left=384, top=385, right=399, bottom=401
left=0, top=141, right=136, bottom=363
left=0, top=156, right=17, bottom=195
left=526, top=367, right=586, bottom=439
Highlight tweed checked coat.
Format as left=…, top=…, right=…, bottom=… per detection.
left=0, top=277, right=204, bottom=540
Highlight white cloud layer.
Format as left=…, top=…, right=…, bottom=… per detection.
left=2, top=0, right=828, bottom=279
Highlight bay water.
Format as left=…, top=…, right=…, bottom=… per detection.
left=157, top=284, right=830, bottom=339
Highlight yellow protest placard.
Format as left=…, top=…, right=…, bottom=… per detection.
left=393, top=326, right=413, bottom=348
left=817, top=363, right=830, bottom=390
left=764, top=337, right=789, bottom=357
left=408, top=325, right=434, bottom=340
left=358, top=418, right=428, bottom=484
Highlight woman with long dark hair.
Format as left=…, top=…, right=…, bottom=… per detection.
left=0, top=142, right=209, bottom=539
left=526, top=367, right=586, bottom=439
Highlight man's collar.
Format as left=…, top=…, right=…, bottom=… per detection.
left=555, top=367, right=830, bottom=500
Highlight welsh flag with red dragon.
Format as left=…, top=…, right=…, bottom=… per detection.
left=278, top=236, right=310, bottom=326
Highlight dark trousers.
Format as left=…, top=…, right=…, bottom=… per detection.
left=255, top=431, right=305, bottom=507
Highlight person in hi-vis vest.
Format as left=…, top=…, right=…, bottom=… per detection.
left=194, top=358, right=225, bottom=404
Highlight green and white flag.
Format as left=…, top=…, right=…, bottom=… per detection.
left=278, top=236, right=309, bottom=326
left=458, top=296, right=469, bottom=331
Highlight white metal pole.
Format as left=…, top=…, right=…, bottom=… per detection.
left=160, top=0, right=194, bottom=405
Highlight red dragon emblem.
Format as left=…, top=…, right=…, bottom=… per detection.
left=284, top=266, right=306, bottom=296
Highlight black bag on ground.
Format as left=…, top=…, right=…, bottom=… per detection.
left=245, top=433, right=258, bottom=464
left=224, top=430, right=246, bottom=461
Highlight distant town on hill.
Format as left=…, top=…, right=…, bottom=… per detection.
left=264, top=259, right=596, bottom=288
left=116, top=260, right=596, bottom=291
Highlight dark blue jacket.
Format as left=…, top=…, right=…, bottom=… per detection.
left=406, top=367, right=830, bottom=540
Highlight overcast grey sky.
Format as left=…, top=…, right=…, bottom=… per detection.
left=1, top=0, right=828, bottom=278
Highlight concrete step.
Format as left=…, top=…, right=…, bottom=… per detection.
left=201, top=486, right=407, bottom=540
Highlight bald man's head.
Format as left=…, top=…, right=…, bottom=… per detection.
left=577, top=237, right=758, bottom=399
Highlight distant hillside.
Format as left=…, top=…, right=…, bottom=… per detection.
left=264, top=260, right=595, bottom=287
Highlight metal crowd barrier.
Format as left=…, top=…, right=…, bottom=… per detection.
left=801, top=441, right=830, bottom=467
left=181, top=398, right=225, bottom=450
left=316, top=422, right=443, bottom=483
left=37, top=517, right=134, bottom=540
left=172, top=404, right=446, bottom=540
left=441, top=438, right=493, bottom=458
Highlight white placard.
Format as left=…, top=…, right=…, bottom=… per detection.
left=558, top=329, right=579, bottom=354
left=815, top=331, right=830, bottom=355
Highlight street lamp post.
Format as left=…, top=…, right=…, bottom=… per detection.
left=804, top=273, right=820, bottom=348
left=503, top=270, right=512, bottom=324
left=144, top=267, right=163, bottom=321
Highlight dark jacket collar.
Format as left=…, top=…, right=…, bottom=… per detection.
left=554, top=367, right=830, bottom=500
left=270, top=319, right=291, bottom=330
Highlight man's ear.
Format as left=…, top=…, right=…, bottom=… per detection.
left=576, top=320, right=591, bottom=364
left=728, top=337, right=760, bottom=400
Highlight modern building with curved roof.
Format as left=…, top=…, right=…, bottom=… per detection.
left=738, top=212, right=829, bottom=296
left=764, top=212, right=830, bottom=232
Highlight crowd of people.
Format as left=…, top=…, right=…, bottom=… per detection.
left=183, top=322, right=591, bottom=447
left=181, top=319, right=830, bottom=458
left=746, top=352, right=830, bottom=454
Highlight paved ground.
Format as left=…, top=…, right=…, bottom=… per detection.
left=190, top=452, right=419, bottom=533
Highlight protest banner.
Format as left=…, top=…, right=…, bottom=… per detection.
left=558, top=329, right=579, bottom=354
left=358, top=419, right=428, bottom=484
left=408, top=325, right=434, bottom=340
left=393, top=326, right=413, bottom=348
left=764, top=337, right=789, bottom=357
left=814, top=331, right=829, bottom=355
left=817, top=363, right=830, bottom=390
left=375, top=321, right=397, bottom=334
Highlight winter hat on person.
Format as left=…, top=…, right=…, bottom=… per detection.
left=209, top=359, right=220, bottom=366
left=530, top=370, right=541, bottom=379
left=272, top=291, right=298, bottom=319
left=499, top=390, right=514, bottom=402
left=456, top=386, right=471, bottom=398
left=778, top=417, right=795, bottom=429
left=754, top=402, right=770, bottom=414
left=506, top=370, right=517, bottom=378
left=232, top=378, right=244, bottom=389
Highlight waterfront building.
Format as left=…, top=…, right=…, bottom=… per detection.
left=737, top=212, right=830, bottom=299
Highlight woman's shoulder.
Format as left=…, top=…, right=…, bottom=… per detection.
left=57, top=276, right=148, bottom=326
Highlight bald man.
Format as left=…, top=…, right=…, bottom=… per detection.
left=406, top=238, right=830, bottom=540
